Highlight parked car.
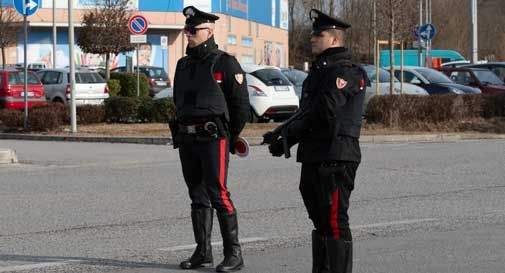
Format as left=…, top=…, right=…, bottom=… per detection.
left=13, top=62, right=48, bottom=72
left=362, top=65, right=429, bottom=113
left=440, top=60, right=471, bottom=68
left=111, top=66, right=170, bottom=97
left=241, top=64, right=299, bottom=123
left=36, top=69, right=109, bottom=105
left=153, top=87, right=173, bottom=100
left=462, top=62, right=505, bottom=82
left=0, top=70, right=46, bottom=109
left=388, top=66, right=481, bottom=95
left=437, top=67, right=505, bottom=94
left=281, top=67, right=307, bottom=99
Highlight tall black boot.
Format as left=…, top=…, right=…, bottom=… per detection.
left=216, top=211, right=244, bottom=272
left=326, top=238, right=352, bottom=273
left=312, top=230, right=330, bottom=273
left=180, top=208, right=213, bottom=269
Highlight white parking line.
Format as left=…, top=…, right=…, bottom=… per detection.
left=353, top=218, right=439, bottom=229
left=0, top=260, right=82, bottom=273
left=159, top=237, right=268, bottom=252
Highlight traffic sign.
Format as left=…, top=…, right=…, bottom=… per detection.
left=160, top=36, right=168, bottom=49
left=418, top=24, right=436, bottom=41
left=128, top=15, right=149, bottom=35
left=13, top=0, right=40, bottom=16
left=130, top=34, right=147, bottom=44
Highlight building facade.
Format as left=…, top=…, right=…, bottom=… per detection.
left=2, top=0, right=289, bottom=79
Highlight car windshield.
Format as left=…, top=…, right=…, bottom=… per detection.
left=143, top=68, right=168, bottom=79
left=69, top=72, right=105, bottom=84
left=283, top=69, right=307, bottom=86
left=251, top=68, right=292, bottom=86
left=363, top=66, right=398, bottom=82
left=8, top=72, right=40, bottom=84
left=472, top=70, right=504, bottom=85
left=414, top=68, right=452, bottom=84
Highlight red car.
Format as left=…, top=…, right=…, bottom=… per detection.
left=0, top=70, right=46, bottom=109
left=437, top=67, right=505, bottom=94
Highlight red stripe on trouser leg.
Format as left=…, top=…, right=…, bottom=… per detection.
left=219, top=139, right=234, bottom=213
left=330, top=188, right=340, bottom=239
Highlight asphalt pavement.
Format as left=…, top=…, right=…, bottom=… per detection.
left=0, top=139, right=504, bottom=273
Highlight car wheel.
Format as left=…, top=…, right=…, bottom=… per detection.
left=52, top=97, right=64, bottom=104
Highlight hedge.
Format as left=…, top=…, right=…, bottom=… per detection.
left=104, top=96, right=175, bottom=123
left=365, top=93, right=505, bottom=130
left=110, top=72, right=149, bottom=97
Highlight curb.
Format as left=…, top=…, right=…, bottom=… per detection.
left=0, top=149, right=18, bottom=164
left=1, top=133, right=504, bottom=146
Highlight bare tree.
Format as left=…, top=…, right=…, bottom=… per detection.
left=0, top=3, right=21, bottom=69
left=376, top=0, right=416, bottom=94
left=77, top=0, right=134, bottom=80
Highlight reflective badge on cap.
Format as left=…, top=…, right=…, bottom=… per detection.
left=185, top=7, right=195, bottom=18
left=234, top=73, right=244, bottom=85
left=336, top=77, right=348, bottom=89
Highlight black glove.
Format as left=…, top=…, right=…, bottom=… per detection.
left=229, top=135, right=238, bottom=154
left=268, top=138, right=285, bottom=157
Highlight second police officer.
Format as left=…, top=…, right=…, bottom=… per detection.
left=267, top=9, right=367, bottom=273
left=170, top=6, right=250, bottom=272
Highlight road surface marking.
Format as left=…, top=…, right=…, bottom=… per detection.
left=353, top=218, right=439, bottom=229
left=159, top=237, right=268, bottom=252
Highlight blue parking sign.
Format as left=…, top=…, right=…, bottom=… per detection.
left=13, top=0, right=40, bottom=16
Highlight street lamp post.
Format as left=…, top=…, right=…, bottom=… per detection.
left=68, top=0, right=76, bottom=132
left=52, top=0, right=56, bottom=68
left=471, top=0, right=478, bottom=63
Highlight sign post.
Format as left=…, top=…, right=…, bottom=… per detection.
left=418, top=23, right=436, bottom=67
left=160, top=36, right=168, bottom=70
left=128, top=15, right=149, bottom=97
left=13, top=0, right=40, bottom=130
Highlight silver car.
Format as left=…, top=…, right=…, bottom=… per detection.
left=37, top=69, right=109, bottom=105
left=362, top=65, right=429, bottom=114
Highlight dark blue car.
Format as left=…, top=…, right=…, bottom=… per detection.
left=389, top=66, right=481, bottom=95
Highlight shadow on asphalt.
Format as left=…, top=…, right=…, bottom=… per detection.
left=0, top=254, right=183, bottom=271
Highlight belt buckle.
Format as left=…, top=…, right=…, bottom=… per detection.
left=187, top=125, right=196, bottom=134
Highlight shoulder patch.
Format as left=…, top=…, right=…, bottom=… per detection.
left=336, top=77, right=348, bottom=89
left=234, top=73, right=244, bottom=85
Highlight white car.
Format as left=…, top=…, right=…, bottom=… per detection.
left=241, top=64, right=299, bottom=123
left=362, top=64, right=429, bottom=113
left=153, top=87, right=173, bottom=100
left=37, top=69, right=109, bottom=105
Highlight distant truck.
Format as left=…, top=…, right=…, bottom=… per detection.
left=379, top=50, right=465, bottom=67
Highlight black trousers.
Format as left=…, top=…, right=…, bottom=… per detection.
left=299, top=161, right=358, bottom=240
left=179, top=137, right=236, bottom=214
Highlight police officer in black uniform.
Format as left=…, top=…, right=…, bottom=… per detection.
left=267, top=9, right=367, bottom=273
left=171, top=6, right=250, bottom=272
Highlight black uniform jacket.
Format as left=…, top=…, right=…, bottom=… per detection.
left=174, top=36, right=250, bottom=138
left=286, top=47, right=366, bottom=164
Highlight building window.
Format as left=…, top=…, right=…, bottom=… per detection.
left=241, top=55, right=254, bottom=64
left=228, top=35, right=237, bottom=45
left=241, top=37, right=253, bottom=48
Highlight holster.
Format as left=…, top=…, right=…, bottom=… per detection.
left=316, top=164, right=345, bottom=207
left=168, top=119, right=179, bottom=149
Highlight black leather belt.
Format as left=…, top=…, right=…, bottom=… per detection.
left=179, top=121, right=218, bottom=135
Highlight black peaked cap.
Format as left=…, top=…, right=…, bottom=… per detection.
left=310, top=9, right=351, bottom=34
left=183, top=6, right=220, bottom=27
